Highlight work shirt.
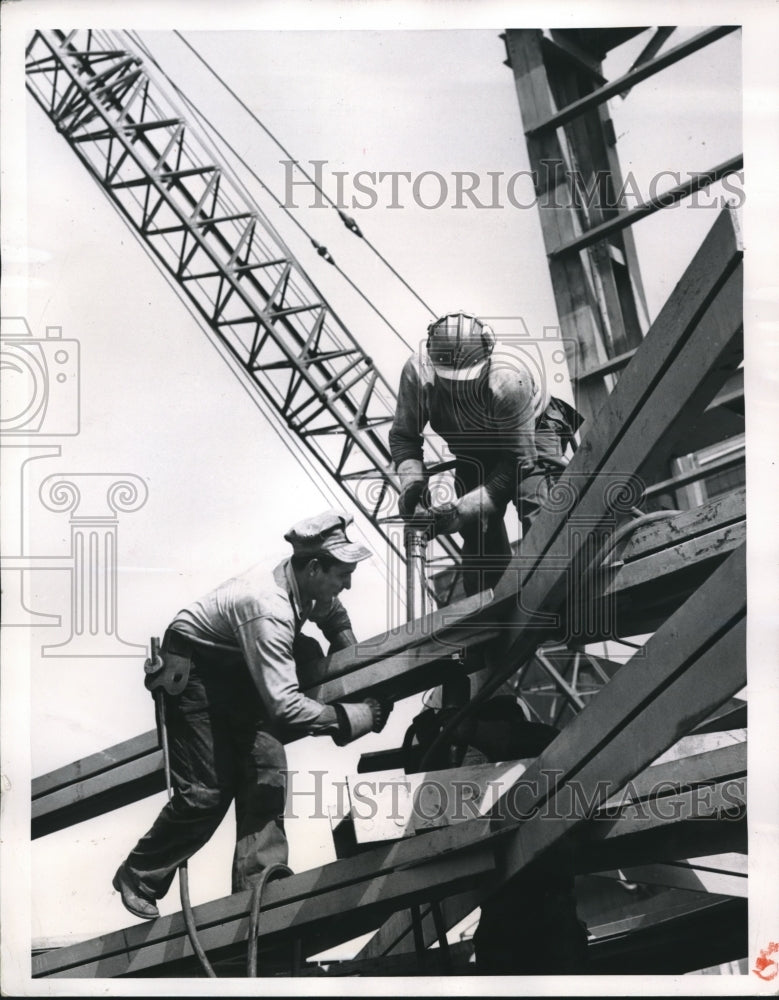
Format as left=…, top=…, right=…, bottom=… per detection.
left=170, top=559, right=351, bottom=736
left=389, top=349, right=563, bottom=506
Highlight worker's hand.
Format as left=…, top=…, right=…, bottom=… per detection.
left=397, top=459, right=427, bottom=520
left=333, top=700, right=392, bottom=744
left=365, top=697, right=393, bottom=733
left=398, top=478, right=427, bottom=519
left=453, top=487, right=497, bottom=533
left=431, top=501, right=462, bottom=536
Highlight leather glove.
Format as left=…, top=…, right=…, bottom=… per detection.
left=333, top=699, right=392, bottom=745
left=397, top=459, right=427, bottom=520
left=366, top=696, right=393, bottom=733
left=430, top=501, right=461, bottom=536
left=453, top=487, right=497, bottom=533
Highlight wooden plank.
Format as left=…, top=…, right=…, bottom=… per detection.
left=31, top=729, right=160, bottom=799
left=495, top=207, right=741, bottom=599
left=618, top=487, right=745, bottom=561
left=594, top=856, right=747, bottom=898
left=503, top=28, right=612, bottom=420
left=550, top=156, right=743, bottom=257
left=606, top=520, right=746, bottom=594
left=526, top=27, right=740, bottom=135
left=487, top=247, right=742, bottom=676
left=33, top=840, right=498, bottom=978
left=602, top=740, right=746, bottom=810
left=692, top=701, right=746, bottom=735
left=347, top=759, right=532, bottom=844
left=353, top=889, right=480, bottom=960
left=494, top=544, right=745, bottom=877
left=593, top=778, right=746, bottom=843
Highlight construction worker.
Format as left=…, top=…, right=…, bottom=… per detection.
left=390, top=313, right=588, bottom=973
left=389, top=310, right=581, bottom=597
left=112, top=511, right=390, bottom=920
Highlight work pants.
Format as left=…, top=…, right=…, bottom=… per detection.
left=455, top=459, right=561, bottom=598
left=453, top=395, right=574, bottom=597
left=123, top=637, right=289, bottom=902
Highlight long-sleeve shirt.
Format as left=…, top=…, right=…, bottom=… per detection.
left=389, top=349, right=551, bottom=505
left=170, top=559, right=351, bottom=737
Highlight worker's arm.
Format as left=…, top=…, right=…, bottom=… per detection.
left=327, top=628, right=357, bottom=653
left=389, top=356, right=427, bottom=466
left=237, top=614, right=388, bottom=743
left=312, top=596, right=355, bottom=651
left=480, top=364, right=538, bottom=505
left=238, top=614, right=340, bottom=735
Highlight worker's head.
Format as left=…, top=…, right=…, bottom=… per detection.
left=285, top=510, right=371, bottom=601
left=426, top=312, right=495, bottom=381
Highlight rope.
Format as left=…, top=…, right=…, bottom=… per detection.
left=126, top=33, right=420, bottom=355
left=246, top=864, right=295, bottom=977
left=171, top=30, right=436, bottom=318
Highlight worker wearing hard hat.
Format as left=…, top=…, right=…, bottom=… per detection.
left=390, top=311, right=581, bottom=596
left=112, top=511, right=390, bottom=921
left=390, top=315, right=588, bottom=974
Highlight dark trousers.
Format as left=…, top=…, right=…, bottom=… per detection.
left=455, top=459, right=561, bottom=597
left=124, top=640, right=289, bottom=901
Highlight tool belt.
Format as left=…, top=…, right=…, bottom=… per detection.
left=144, top=628, right=192, bottom=696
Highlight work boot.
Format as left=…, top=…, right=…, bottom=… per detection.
left=112, top=863, right=159, bottom=920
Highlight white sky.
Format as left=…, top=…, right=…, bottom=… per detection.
left=1, top=1, right=777, bottom=995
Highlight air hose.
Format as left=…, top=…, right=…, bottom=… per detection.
left=418, top=507, right=681, bottom=771
left=246, top=864, right=295, bottom=977
left=179, top=862, right=217, bottom=977
left=150, top=645, right=298, bottom=978
left=153, top=687, right=218, bottom=977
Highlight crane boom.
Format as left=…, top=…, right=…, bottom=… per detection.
left=25, top=28, right=456, bottom=563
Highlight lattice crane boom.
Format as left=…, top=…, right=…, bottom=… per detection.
left=25, top=28, right=457, bottom=563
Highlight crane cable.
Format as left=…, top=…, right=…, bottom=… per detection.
left=126, top=31, right=421, bottom=353
left=171, top=30, right=437, bottom=319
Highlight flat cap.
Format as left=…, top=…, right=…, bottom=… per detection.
left=284, top=510, right=372, bottom=564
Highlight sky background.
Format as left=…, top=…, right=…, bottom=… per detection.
left=1, top=1, right=777, bottom=994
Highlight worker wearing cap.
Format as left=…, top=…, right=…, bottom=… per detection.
left=113, top=511, right=390, bottom=920
left=389, top=311, right=581, bottom=596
